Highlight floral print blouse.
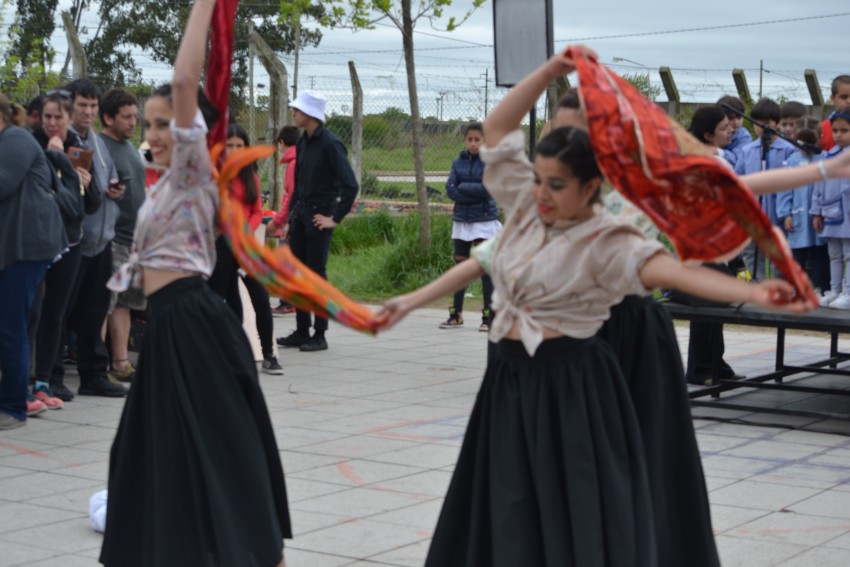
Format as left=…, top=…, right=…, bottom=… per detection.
left=108, top=111, right=218, bottom=293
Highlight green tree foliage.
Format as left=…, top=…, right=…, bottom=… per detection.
left=0, top=4, right=62, bottom=100
left=622, top=72, right=662, bottom=102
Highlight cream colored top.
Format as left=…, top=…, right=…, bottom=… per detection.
left=480, top=130, right=667, bottom=356
left=108, top=111, right=218, bottom=293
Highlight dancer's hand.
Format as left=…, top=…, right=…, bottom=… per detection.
left=749, top=279, right=816, bottom=313
left=376, top=296, right=413, bottom=331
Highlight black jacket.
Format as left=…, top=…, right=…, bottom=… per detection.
left=290, top=125, right=359, bottom=224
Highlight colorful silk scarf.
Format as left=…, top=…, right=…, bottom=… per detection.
left=566, top=47, right=817, bottom=303
left=204, top=0, right=380, bottom=333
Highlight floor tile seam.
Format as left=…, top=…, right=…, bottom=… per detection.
left=362, top=535, right=434, bottom=564
left=713, top=437, right=850, bottom=462
left=288, top=460, right=434, bottom=488
left=711, top=508, right=774, bottom=535
left=280, top=545, right=378, bottom=565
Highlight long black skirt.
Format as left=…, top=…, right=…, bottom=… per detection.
left=598, top=295, right=719, bottom=567
left=100, top=277, right=291, bottom=567
left=425, top=336, right=657, bottom=567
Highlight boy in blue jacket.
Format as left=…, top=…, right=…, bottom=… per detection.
left=734, top=98, right=799, bottom=281
left=441, top=123, right=501, bottom=331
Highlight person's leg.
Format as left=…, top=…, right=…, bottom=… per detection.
left=72, top=245, right=126, bottom=396
left=208, top=236, right=240, bottom=317
left=810, top=244, right=831, bottom=293
left=827, top=239, right=843, bottom=294
left=300, top=222, right=335, bottom=341
left=287, top=212, right=313, bottom=336
left=0, top=261, right=49, bottom=423
left=36, top=247, right=82, bottom=401
left=452, top=239, right=472, bottom=314
left=741, top=241, right=758, bottom=282
left=244, top=275, right=274, bottom=359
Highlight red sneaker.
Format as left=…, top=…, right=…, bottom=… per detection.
left=26, top=395, right=47, bottom=417
left=33, top=387, right=65, bottom=410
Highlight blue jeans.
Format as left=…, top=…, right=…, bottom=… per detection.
left=0, top=260, right=50, bottom=420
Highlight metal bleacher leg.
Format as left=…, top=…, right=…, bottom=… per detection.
left=775, top=327, right=785, bottom=383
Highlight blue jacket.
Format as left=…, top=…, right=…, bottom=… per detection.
left=776, top=152, right=825, bottom=249
left=734, top=136, right=798, bottom=225
left=723, top=126, right=753, bottom=168
left=810, top=146, right=850, bottom=239
left=446, top=150, right=498, bottom=223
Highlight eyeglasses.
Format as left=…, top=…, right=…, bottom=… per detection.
left=45, top=89, right=72, bottom=99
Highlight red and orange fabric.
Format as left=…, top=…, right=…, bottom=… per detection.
left=566, top=47, right=817, bottom=304
left=203, top=0, right=380, bottom=334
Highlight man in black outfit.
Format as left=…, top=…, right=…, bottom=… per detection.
left=276, top=91, right=359, bottom=352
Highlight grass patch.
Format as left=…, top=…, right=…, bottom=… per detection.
left=327, top=211, right=483, bottom=303
left=362, top=143, right=460, bottom=172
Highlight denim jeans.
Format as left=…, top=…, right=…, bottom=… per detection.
left=0, top=260, right=50, bottom=420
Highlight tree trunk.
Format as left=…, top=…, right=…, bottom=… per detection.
left=401, top=0, right=431, bottom=252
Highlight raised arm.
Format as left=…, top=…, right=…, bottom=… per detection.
left=377, top=259, right=485, bottom=330
left=483, top=49, right=579, bottom=147
left=172, top=0, right=216, bottom=129
left=640, top=253, right=815, bottom=313
left=744, top=151, right=850, bottom=196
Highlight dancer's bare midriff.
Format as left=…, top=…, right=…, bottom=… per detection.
left=143, top=268, right=197, bottom=296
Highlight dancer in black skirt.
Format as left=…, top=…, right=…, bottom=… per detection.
left=100, top=1, right=290, bottom=565
left=378, top=49, right=814, bottom=567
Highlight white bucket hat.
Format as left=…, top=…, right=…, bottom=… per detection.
left=289, top=90, right=327, bottom=122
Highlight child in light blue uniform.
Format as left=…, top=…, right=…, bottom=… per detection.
left=810, top=111, right=850, bottom=308
left=734, top=98, right=799, bottom=280
left=776, top=118, right=828, bottom=294
left=717, top=95, right=753, bottom=167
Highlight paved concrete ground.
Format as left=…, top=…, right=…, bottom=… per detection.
left=1, top=308, right=850, bottom=566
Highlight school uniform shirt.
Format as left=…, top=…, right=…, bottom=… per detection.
left=480, top=130, right=666, bottom=356
left=809, top=146, right=850, bottom=240
left=776, top=152, right=826, bottom=249
left=733, top=136, right=799, bottom=225
left=723, top=126, right=753, bottom=168
left=109, top=110, right=218, bottom=293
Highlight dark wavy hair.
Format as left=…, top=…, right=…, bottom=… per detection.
left=536, top=126, right=602, bottom=182
left=227, top=123, right=259, bottom=205
left=688, top=106, right=727, bottom=145
left=150, top=83, right=221, bottom=131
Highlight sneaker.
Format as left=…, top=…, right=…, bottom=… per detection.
left=49, top=383, right=75, bottom=402
left=271, top=303, right=296, bottom=317
left=262, top=355, right=285, bottom=375
left=820, top=290, right=840, bottom=307
left=78, top=376, right=128, bottom=398
left=62, top=348, right=77, bottom=366
left=277, top=331, right=310, bottom=348
left=0, top=412, right=25, bottom=430
left=439, top=308, right=463, bottom=329
left=33, top=386, right=64, bottom=410
left=480, top=308, right=493, bottom=332
left=26, top=395, right=47, bottom=417
left=830, top=293, right=850, bottom=310
left=300, top=336, right=328, bottom=352
left=108, top=363, right=135, bottom=384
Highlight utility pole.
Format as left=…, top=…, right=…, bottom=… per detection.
left=248, top=21, right=256, bottom=144
left=481, top=69, right=490, bottom=117
left=437, top=90, right=447, bottom=122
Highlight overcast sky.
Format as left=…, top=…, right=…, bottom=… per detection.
left=6, top=1, right=849, bottom=118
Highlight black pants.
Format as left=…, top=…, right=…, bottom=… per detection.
left=289, top=207, right=334, bottom=334
left=35, top=246, right=83, bottom=383
left=208, top=238, right=275, bottom=358
left=792, top=245, right=829, bottom=293
left=685, top=321, right=734, bottom=384
left=452, top=239, right=494, bottom=313
left=57, top=244, right=113, bottom=384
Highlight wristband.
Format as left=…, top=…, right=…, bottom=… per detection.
left=819, top=160, right=829, bottom=182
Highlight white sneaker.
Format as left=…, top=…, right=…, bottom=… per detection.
left=820, top=290, right=840, bottom=307
left=829, top=293, right=850, bottom=310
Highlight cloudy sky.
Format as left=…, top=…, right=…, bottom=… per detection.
left=6, top=1, right=849, bottom=118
